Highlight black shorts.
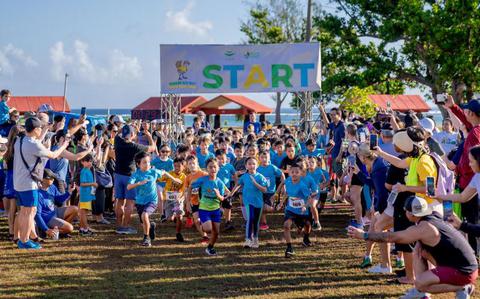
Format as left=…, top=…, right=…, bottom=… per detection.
left=284, top=210, right=312, bottom=228
left=191, top=204, right=199, bottom=214
left=221, top=198, right=233, bottom=209
left=393, top=196, right=415, bottom=253
left=351, top=173, right=362, bottom=186
left=263, top=193, right=274, bottom=207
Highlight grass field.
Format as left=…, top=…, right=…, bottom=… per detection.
left=0, top=206, right=454, bottom=298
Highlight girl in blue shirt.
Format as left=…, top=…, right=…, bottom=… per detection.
left=151, top=144, right=174, bottom=222
left=233, top=157, right=267, bottom=248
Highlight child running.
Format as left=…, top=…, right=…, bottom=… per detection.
left=276, top=162, right=313, bottom=258
left=307, top=156, right=330, bottom=228
left=185, top=155, right=209, bottom=243
left=257, top=150, right=285, bottom=230
left=163, top=157, right=187, bottom=242
left=191, top=157, right=229, bottom=256
left=151, top=144, right=174, bottom=223
left=127, top=151, right=180, bottom=246
left=215, top=149, right=237, bottom=231
left=233, top=157, right=268, bottom=248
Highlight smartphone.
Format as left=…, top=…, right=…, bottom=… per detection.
left=359, top=132, right=366, bottom=143
left=347, top=155, right=356, bottom=168
left=387, top=191, right=398, bottom=205
left=96, top=129, right=103, bottom=137
left=436, top=94, right=447, bottom=104
left=80, top=107, right=86, bottom=116
left=443, top=200, right=453, bottom=221
left=426, top=176, right=435, bottom=197
left=369, top=134, right=378, bottom=150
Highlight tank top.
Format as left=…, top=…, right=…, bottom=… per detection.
left=420, top=213, right=478, bottom=274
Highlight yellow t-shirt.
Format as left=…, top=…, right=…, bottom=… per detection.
left=163, top=171, right=186, bottom=201
left=405, top=154, right=437, bottom=203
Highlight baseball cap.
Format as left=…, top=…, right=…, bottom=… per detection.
left=404, top=196, right=432, bottom=217
left=419, top=118, right=435, bottom=134
left=43, top=169, right=56, bottom=180
left=393, top=130, right=414, bottom=153
left=461, top=99, right=480, bottom=114
left=113, top=115, right=125, bottom=123
left=25, top=117, right=42, bottom=132
left=122, top=125, right=134, bottom=137
left=381, top=123, right=394, bottom=137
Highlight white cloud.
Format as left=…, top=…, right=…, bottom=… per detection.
left=0, top=44, right=38, bottom=75
left=49, top=40, right=142, bottom=83
left=165, top=1, right=213, bottom=37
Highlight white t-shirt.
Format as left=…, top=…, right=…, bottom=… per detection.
left=433, top=131, right=459, bottom=154
left=13, top=136, right=50, bottom=192
left=467, top=173, right=480, bottom=193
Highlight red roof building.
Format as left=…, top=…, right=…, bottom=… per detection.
left=131, top=96, right=207, bottom=120
left=191, top=95, right=273, bottom=115
left=368, top=94, right=430, bottom=113
left=9, top=96, right=70, bottom=113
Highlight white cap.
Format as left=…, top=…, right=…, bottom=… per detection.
left=0, top=135, right=7, bottom=144
left=419, top=118, right=435, bottom=134
left=405, top=196, right=432, bottom=217
left=112, top=115, right=125, bottom=123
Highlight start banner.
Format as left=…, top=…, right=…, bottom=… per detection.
left=160, top=43, right=321, bottom=94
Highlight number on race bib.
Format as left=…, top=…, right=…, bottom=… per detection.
left=166, top=191, right=179, bottom=201
left=289, top=197, right=304, bottom=209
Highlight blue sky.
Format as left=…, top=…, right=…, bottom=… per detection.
left=0, top=0, right=287, bottom=108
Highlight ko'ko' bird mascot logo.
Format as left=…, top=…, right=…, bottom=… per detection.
left=175, top=60, right=190, bottom=81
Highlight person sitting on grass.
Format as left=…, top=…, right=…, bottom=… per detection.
left=276, top=162, right=314, bottom=258
left=78, top=154, right=96, bottom=236
left=191, top=157, right=229, bottom=256
left=163, top=157, right=187, bottom=242
left=127, top=151, right=181, bottom=247
left=348, top=196, right=478, bottom=299
left=35, top=169, right=78, bottom=238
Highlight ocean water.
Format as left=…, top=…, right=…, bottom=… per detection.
left=71, top=107, right=444, bottom=128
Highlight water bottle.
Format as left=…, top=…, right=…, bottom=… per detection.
left=53, top=226, right=59, bottom=240
left=387, top=191, right=398, bottom=205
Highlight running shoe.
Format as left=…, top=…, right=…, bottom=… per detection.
left=400, top=288, right=430, bottom=299
left=79, top=229, right=95, bottom=236
left=116, top=227, right=128, bottom=234
left=251, top=238, right=259, bottom=248
left=149, top=222, right=156, bottom=240
left=141, top=236, right=151, bottom=247
left=243, top=239, right=253, bottom=248
left=124, top=227, right=138, bottom=235
left=368, top=264, right=392, bottom=274
left=205, top=247, right=217, bottom=256
left=17, top=240, right=42, bottom=250
left=312, top=221, right=322, bottom=231
left=160, top=215, right=167, bottom=223
left=456, top=284, right=475, bottom=299
left=302, top=236, right=312, bottom=247
left=360, top=256, right=373, bottom=268
left=259, top=223, right=269, bottom=231
left=348, top=219, right=363, bottom=230
left=285, top=246, right=295, bottom=258
left=96, top=218, right=111, bottom=225
left=176, top=233, right=185, bottom=242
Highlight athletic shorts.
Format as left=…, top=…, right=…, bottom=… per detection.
left=431, top=267, right=478, bottom=286
left=16, top=190, right=39, bottom=207
left=332, top=159, right=343, bottom=178
left=351, top=173, right=362, bottom=186
left=47, top=207, right=69, bottom=228
left=164, top=199, right=184, bottom=218
left=114, top=173, right=136, bottom=200
left=263, top=193, right=275, bottom=207
left=136, top=202, right=157, bottom=222
left=79, top=201, right=92, bottom=210
left=221, top=197, right=233, bottom=209
left=284, top=210, right=312, bottom=228
left=199, top=208, right=222, bottom=223
left=4, top=170, right=15, bottom=198
left=191, top=204, right=199, bottom=214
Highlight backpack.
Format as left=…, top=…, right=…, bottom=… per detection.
left=429, top=152, right=455, bottom=196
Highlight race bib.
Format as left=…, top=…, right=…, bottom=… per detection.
left=166, top=191, right=179, bottom=201
left=289, top=197, right=305, bottom=209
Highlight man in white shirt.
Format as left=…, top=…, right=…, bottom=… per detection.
left=433, top=118, right=459, bottom=155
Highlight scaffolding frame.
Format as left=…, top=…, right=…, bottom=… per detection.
left=160, top=93, right=182, bottom=146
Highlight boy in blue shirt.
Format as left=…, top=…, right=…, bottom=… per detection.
left=79, top=154, right=96, bottom=236
left=276, top=163, right=313, bottom=258
left=128, top=151, right=180, bottom=247
left=257, top=150, right=284, bottom=230
left=197, top=136, right=215, bottom=169
left=0, top=90, right=12, bottom=126
left=215, top=149, right=236, bottom=231
left=151, top=144, right=174, bottom=223
left=271, top=140, right=286, bottom=168
left=302, top=138, right=325, bottom=158
left=307, top=156, right=330, bottom=224
left=233, top=157, right=267, bottom=248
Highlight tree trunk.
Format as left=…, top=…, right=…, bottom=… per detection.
left=274, top=92, right=283, bottom=125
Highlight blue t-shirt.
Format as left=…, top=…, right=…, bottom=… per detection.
left=302, top=148, right=325, bottom=158
left=257, top=164, right=282, bottom=193
left=0, top=101, right=10, bottom=125
left=238, top=172, right=268, bottom=208
left=79, top=167, right=95, bottom=202
left=47, top=145, right=69, bottom=181
left=191, top=176, right=226, bottom=211
left=308, top=168, right=329, bottom=186
left=35, top=185, right=70, bottom=231
left=217, top=163, right=236, bottom=187
left=151, top=157, right=174, bottom=172
left=284, top=177, right=311, bottom=215
left=301, top=174, right=319, bottom=194
left=271, top=152, right=286, bottom=168
left=128, top=168, right=165, bottom=205
left=328, top=121, right=346, bottom=159
left=226, top=152, right=236, bottom=164
left=197, top=151, right=215, bottom=169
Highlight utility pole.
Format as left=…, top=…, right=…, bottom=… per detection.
left=300, top=0, right=313, bottom=133
left=63, top=73, right=69, bottom=112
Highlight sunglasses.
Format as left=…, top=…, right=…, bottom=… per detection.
left=161, top=150, right=171, bottom=153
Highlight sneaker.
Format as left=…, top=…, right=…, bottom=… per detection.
left=116, top=227, right=128, bottom=234
left=285, top=246, right=295, bottom=258
left=243, top=239, right=253, bottom=248
left=312, top=221, right=322, bottom=231
left=251, top=238, right=259, bottom=248
left=348, top=219, right=363, bottom=230
left=160, top=215, right=167, bottom=223
left=205, top=247, right=217, bottom=256
left=400, top=288, right=430, bottom=299
left=395, top=258, right=405, bottom=268
left=224, top=221, right=235, bottom=232
left=79, top=229, right=95, bottom=236
left=96, top=218, right=111, bottom=225
left=360, top=256, right=373, bottom=269
left=18, top=240, right=42, bottom=250
left=149, top=222, right=156, bottom=240
left=456, top=284, right=475, bottom=299
left=302, top=236, right=312, bottom=247
left=141, top=236, right=151, bottom=247
left=368, top=264, right=392, bottom=274
left=124, top=227, right=137, bottom=235
left=200, top=236, right=209, bottom=244
left=59, top=233, right=72, bottom=239
left=185, top=217, right=193, bottom=228
left=259, top=223, right=269, bottom=231
left=176, top=233, right=185, bottom=242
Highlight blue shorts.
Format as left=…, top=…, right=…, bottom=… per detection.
left=4, top=170, right=15, bottom=198
left=199, top=208, right=222, bottom=223
left=16, top=190, right=39, bottom=207
left=136, top=202, right=157, bottom=223
left=114, top=173, right=136, bottom=200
